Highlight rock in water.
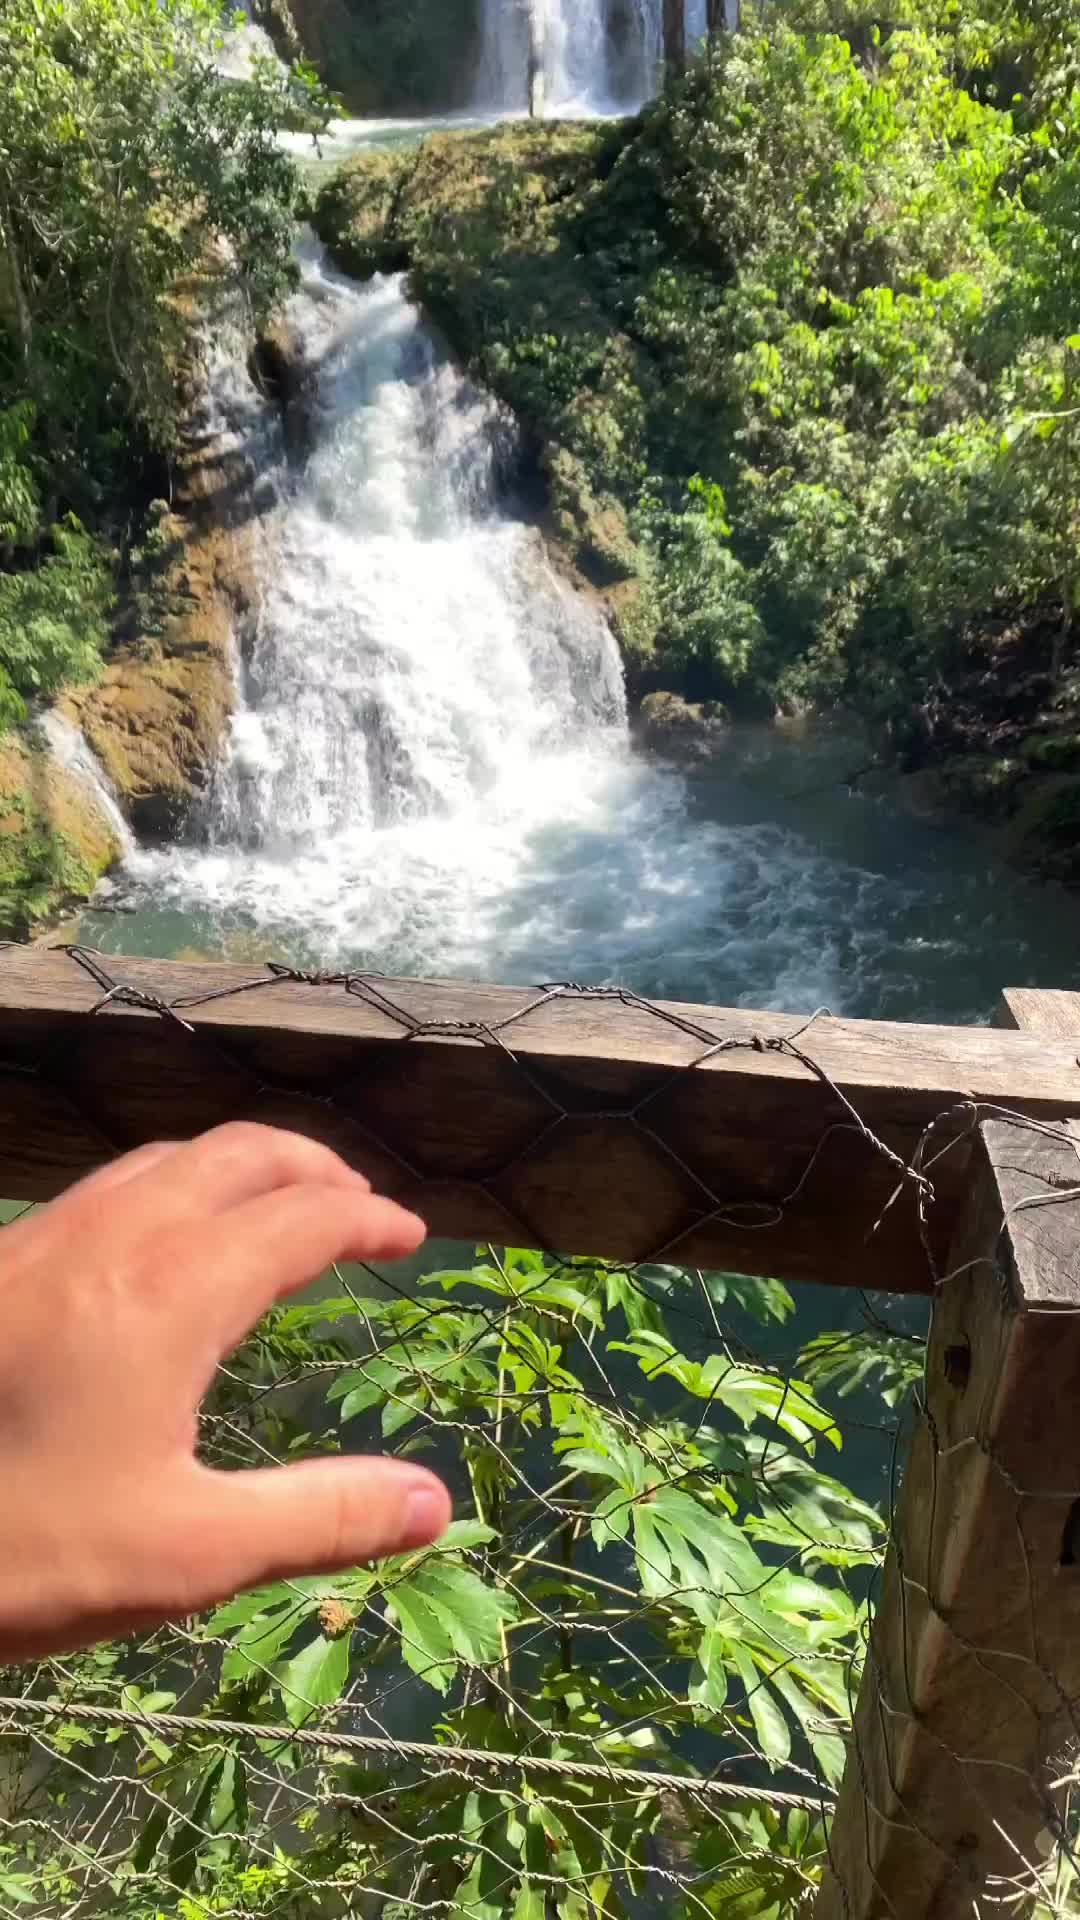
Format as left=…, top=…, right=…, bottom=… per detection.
left=635, top=691, right=729, bottom=761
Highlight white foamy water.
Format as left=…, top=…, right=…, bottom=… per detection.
left=475, top=0, right=663, bottom=115
left=37, top=712, right=134, bottom=856
left=214, top=7, right=281, bottom=80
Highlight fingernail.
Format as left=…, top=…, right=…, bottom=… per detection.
left=401, top=1485, right=449, bottom=1551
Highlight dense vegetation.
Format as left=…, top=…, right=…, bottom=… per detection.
left=315, top=1, right=1080, bottom=866
left=0, top=0, right=329, bottom=724
left=8, top=1248, right=926, bottom=1918
left=0, top=0, right=328, bottom=927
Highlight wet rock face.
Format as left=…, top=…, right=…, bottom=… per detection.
left=634, top=691, right=730, bottom=761
left=0, top=736, right=121, bottom=939
left=251, top=319, right=319, bottom=465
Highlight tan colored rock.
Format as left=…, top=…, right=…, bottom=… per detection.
left=62, top=520, right=239, bottom=839
left=61, top=276, right=266, bottom=838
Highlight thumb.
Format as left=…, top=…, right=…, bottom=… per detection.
left=187, top=1458, right=452, bottom=1605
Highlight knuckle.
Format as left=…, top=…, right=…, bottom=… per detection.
left=208, top=1120, right=275, bottom=1156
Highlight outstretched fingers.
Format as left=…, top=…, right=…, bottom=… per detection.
left=184, top=1457, right=452, bottom=1610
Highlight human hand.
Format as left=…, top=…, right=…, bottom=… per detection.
left=0, top=1124, right=452, bottom=1661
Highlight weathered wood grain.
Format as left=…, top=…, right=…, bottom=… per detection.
left=996, top=986, right=1080, bottom=1039
left=816, top=1114, right=1080, bottom=1920
left=4, top=945, right=1080, bottom=1289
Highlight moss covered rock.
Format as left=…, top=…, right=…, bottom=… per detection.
left=0, top=735, right=121, bottom=938
left=61, top=509, right=240, bottom=840
left=634, top=691, right=730, bottom=761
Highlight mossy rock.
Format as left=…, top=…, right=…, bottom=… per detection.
left=0, top=735, right=121, bottom=938
left=634, top=690, right=730, bottom=761
left=1002, top=773, right=1080, bottom=885
left=935, top=753, right=1025, bottom=819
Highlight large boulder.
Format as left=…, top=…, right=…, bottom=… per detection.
left=634, top=691, right=730, bottom=762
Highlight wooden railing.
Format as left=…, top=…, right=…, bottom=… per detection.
left=4, top=941, right=1080, bottom=1918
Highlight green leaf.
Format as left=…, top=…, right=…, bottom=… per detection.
left=209, top=1752, right=247, bottom=1835
left=277, top=1631, right=352, bottom=1725
left=168, top=1757, right=224, bottom=1890
left=770, top=1666, right=846, bottom=1786
left=690, top=1623, right=730, bottom=1711
left=133, top=1799, right=170, bottom=1873
left=220, top=1602, right=310, bottom=1685
left=514, top=1884, right=545, bottom=1920
left=733, top=1648, right=791, bottom=1767
left=386, top=1561, right=518, bottom=1693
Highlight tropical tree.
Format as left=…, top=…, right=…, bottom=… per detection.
left=0, top=0, right=331, bottom=724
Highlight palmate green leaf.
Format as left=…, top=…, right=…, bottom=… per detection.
left=609, top=1334, right=840, bottom=1449
left=799, top=1329, right=923, bottom=1410
left=208, top=1572, right=375, bottom=1689
left=632, top=1487, right=766, bottom=1617
left=430, top=1261, right=604, bottom=1327
left=703, top=1272, right=795, bottom=1326
left=277, top=1631, right=352, bottom=1726
left=691, top=1578, right=858, bottom=1782
left=386, top=1560, right=519, bottom=1693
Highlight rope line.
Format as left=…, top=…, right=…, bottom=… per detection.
left=0, top=1696, right=828, bottom=1812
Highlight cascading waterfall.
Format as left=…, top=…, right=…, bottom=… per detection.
left=475, top=0, right=668, bottom=116
left=214, top=2, right=282, bottom=79
left=110, top=237, right=656, bottom=976
left=210, top=246, right=625, bottom=851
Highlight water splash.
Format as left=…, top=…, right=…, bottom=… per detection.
left=36, top=712, right=134, bottom=856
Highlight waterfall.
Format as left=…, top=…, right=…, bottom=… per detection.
left=211, top=239, right=624, bottom=846
left=475, top=0, right=663, bottom=115
left=214, top=3, right=283, bottom=79
left=36, top=712, right=134, bottom=856
left=110, top=235, right=628, bottom=970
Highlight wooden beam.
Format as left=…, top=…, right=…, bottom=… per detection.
left=816, top=1113, right=1080, bottom=1920
left=996, top=986, right=1080, bottom=1039
left=4, top=946, right=1080, bottom=1290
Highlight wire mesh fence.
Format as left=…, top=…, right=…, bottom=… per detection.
left=1, top=943, right=1079, bottom=1920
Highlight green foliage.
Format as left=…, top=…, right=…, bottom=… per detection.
left=800, top=1326, right=926, bottom=1408
left=0, top=520, right=112, bottom=725
left=0, top=0, right=333, bottom=736
left=316, top=7, right=1080, bottom=719
left=12, top=1248, right=899, bottom=1917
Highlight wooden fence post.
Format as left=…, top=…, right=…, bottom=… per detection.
left=816, top=1110, right=1080, bottom=1919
